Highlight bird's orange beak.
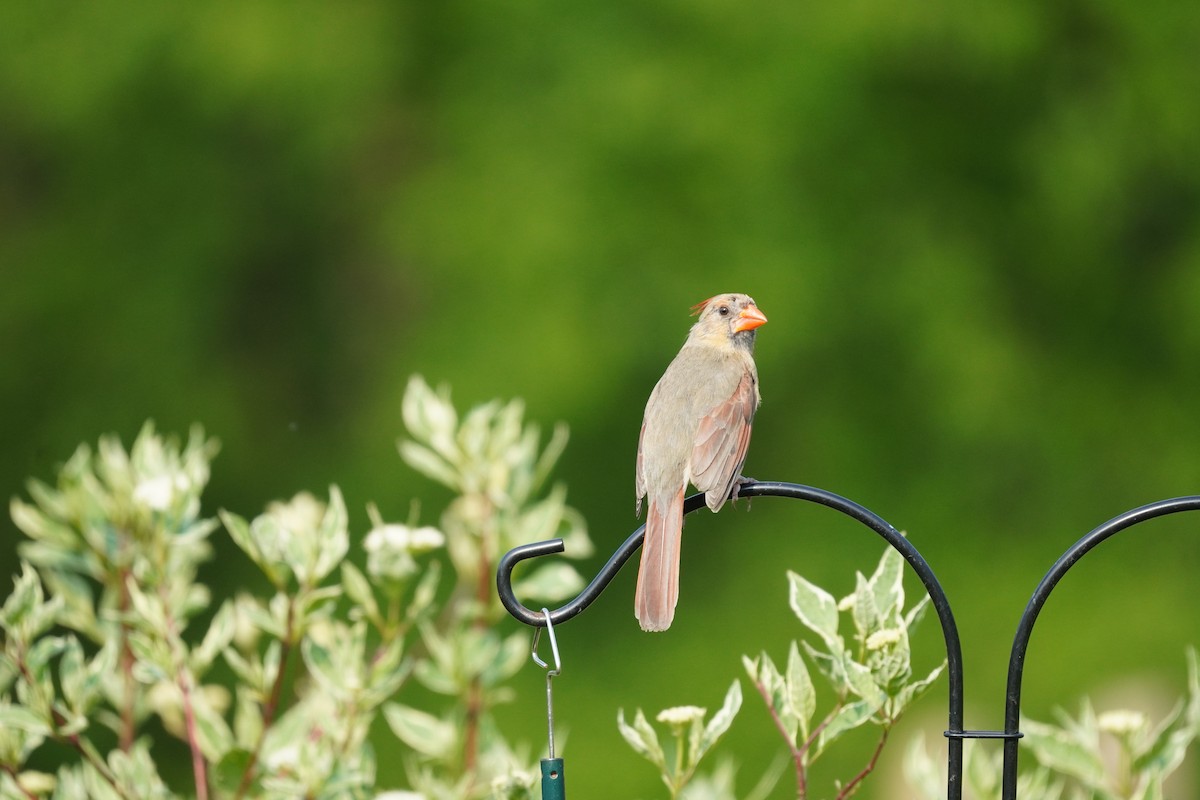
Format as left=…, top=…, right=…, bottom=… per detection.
left=733, top=305, right=768, bottom=333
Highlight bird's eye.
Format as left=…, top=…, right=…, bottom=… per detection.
left=718, top=306, right=730, bottom=316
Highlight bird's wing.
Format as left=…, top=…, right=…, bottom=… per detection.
left=635, top=419, right=648, bottom=516
left=689, top=367, right=757, bottom=511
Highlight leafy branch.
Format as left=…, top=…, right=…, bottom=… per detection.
left=618, top=681, right=743, bottom=799
left=0, top=377, right=593, bottom=799
left=906, top=649, right=1200, bottom=800
left=743, top=545, right=945, bottom=799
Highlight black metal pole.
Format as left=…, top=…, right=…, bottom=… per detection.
left=1002, top=496, right=1200, bottom=799
left=496, top=480, right=966, bottom=800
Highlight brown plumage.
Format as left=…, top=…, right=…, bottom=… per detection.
left=634, top=293, right=767, bottom=631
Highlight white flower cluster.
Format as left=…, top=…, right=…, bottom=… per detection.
left=363, top=522, right=445, bottom=582
left=133, top=473, right=193, bottom=512
left=1097, top=709, right=1148, bottom=736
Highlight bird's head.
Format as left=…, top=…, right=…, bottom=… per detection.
left=688, top=293, right=767, bottom=349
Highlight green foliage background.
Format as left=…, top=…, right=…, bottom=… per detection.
left=3, top=2, right=1200, bottom=797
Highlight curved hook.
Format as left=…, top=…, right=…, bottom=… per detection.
left=498, top=488, right=725, bottom=628
left=1000, top=495, right=1200, bottom=799
left=497, top=481, right=952, bottom=635
left=496, top=480, right=967, bottom=797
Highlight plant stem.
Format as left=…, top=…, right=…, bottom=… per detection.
left=263, top=639, right=294, bottom=729
left=753, top=678, right=807, bottom=798
left=178, top=669, right=209, bottom=800
left=792, top=700, right=851, bottom=799
left=73, top=732, right=134, bottom=800
left=60, top=715, right=132, bottom=800
left=800, top=701, right=842, bottom=758
left=672, top=729, right=686, bottom=798
left=834, top=725, right=889, bottom=800
left=234, top=596, right=297, bottom=800
left=161, top=586, right=209, bottom=800
left=463, top=681, right=484, bottom=772
left=2, top=764, right=40, bottom=800
left=462, top=500, right=496, bottom=784
left=116, top=564, right=136, bottom=752
left=14, top=650, right=132, bottom=800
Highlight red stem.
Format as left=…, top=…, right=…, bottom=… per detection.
left=462, top=545, right=491, bottom=780
left=234, top=598, right=297, bottom=800
left=834, top=726, right=890, bottom=800
left=117, top=567, right=136, bottom=752
left=2, top=764, right=40, bottom=800
left=753, top=678, right=807, bottom=798
left=41, top=700, right=133, bottom=800
left=753, top=676, right=852, bottom=800
left=461, top=507, right=498, bottom=797
left=178, top=672, right=209, bottom=800
left=800, top=702, right=841, bottom=758
left=158, top=582, right=209, bottom=800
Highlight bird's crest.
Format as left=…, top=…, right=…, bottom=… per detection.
left=690, top=296, right=718, bottom=316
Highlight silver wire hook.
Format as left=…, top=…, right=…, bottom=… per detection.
left=531, top=607, right=562, bottom=675
left=531, top=607, right=561, bottom=759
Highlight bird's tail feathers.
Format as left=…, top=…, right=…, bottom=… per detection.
left=634, top=489, right=685, bottom=632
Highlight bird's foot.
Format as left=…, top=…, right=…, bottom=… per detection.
left=730, top=476, right=756, bottom=508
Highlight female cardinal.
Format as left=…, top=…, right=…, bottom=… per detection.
left=634, top=293, right=767, bottom=631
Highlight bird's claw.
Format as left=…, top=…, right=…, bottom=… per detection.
left=731, top=476, right=755, bottom=508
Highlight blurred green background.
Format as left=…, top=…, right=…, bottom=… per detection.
left=4, top=2, right=1200, bottom=797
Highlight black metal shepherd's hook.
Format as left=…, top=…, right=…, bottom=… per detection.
left=1001, top=495, right=1200, bottom=798
left=497, top=480, right=971, bottom=800
left=496, top=480, right=1200, bottom=800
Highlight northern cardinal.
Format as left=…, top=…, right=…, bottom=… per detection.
left=634, top=293, right=767, bottom=631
